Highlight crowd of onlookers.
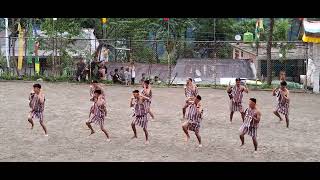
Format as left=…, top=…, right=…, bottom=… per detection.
left=75, top=58, right=161, bottom=86
left=74, top=44, right=162, bottom=85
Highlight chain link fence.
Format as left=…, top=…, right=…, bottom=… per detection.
left=0, top=36, right=309, bottom=89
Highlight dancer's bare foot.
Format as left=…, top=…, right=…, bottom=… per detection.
left=198, top=144, right=202, bottom=148
left=44, top=134, right=48, bottom=137
left=28, top=119, right=34, bottom=129
left=106, top=138, right=111, bottom=142
left=240, top=143, right=244, bottom=147
left=89, top=131, right=95, bottom=136
left=131, top=135, right=137, bottom=139
left=145, top=140, right=149, bottom=145
left=184, top=136, right=190, bottom=143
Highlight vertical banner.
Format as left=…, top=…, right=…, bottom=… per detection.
left=17, top=23, right=24, bottom=70
left=34, top=41, right=40, bottom=74
left=27, top=23, right=34, bottom=65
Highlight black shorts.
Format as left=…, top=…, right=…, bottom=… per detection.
left=131, top=77, right=135, bottom=84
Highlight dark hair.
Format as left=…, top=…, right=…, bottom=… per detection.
left=196, top=95, right=202, bottom=100
left=236, top=78, right=241, bottom=82
left=120, top=67, right=124, bottom=70
left=133, top=90, right=140, bottom=93
left=33, top=83, right=41, bottom=89
left=188, top=78, right=193, bottom=82
left=142, top=73, right=145, bottom=76
left=94, top=90, right=102, bottom=94
left=249, top=98, right=257, bottom=104
left=144, top=80, right=150, bottom=85
left=280, top=81, right=287, bottom=86
left=92, top=80, right=98, bottom=83
left=115, top=69, right=118, bottom=72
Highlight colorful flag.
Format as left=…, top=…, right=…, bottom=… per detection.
left=17, top=23, right=24, bottom=70
left=255, top=18, right=264, bottom=41
left=34, top=41, right=40, bottom=74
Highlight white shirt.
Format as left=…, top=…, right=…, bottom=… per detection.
left=131, top=66, right=136, bottom=78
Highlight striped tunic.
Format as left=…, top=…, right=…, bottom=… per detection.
left=88, top=96, right=106, bottom=127
left=229, top=86, right=244, bottom=112
left=184, top=85, right=198, bottom=106
left=187, top=103, right=203, bottom=133
left=275, top=90, right=289, bottom=116
left=29, top=93, right=45, bottom=122
left=185, top=85, right=198, bottom=98
left=132, top=99, right=148, bottom=129
left=239, top=107, right=258, bottom=138
left=141, top=88, right=152, bottom=109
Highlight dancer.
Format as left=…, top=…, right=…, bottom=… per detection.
left=130, top=90, right=150, bottom=144
left=239, top=98, right=261, bottom=151
left=141, top=80, right=155, bottom=119
left=272, top=81, right=290, bottom=128
left=90, top=80, right=104, bottom=100
left=86, top=89, right=110, bottom=141
left=182, top=95, right=203, bottom=147
left=227, top=78, right=248, bottom=122
left=27, top=83, right=48, bottom=136
left=182, top=78, right=198, bottom=119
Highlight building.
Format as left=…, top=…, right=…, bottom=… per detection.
left=230, top=42, right=307, bottom=82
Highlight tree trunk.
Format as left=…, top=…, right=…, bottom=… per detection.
left=267, top=18, right=275, bottom=85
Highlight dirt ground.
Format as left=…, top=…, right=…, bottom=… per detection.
left=0, top=81, right=319, bottom=162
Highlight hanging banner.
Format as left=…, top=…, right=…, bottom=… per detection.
left=34, top=41, right=40, bottom=74
left=27, top=23, right=34, bottom=64
left=17, top=23, right=24, bottom=70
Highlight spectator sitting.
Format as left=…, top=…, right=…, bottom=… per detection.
left=112, top=69, right=122, bottom=84
left=154, top=76, right=161, bottom=84
left=140, top=73, right=146, bottom=85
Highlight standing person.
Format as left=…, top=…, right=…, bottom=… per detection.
left=272, top=81, right=290, bottom=128
left=28, top=83, right=48, bottom=136
left=141, top=80, right=155, bottom=119
left=239, top=98, right=261, bottom=151
left=130, top=62, right=136, bottom=85
left=119, top=67, right=125, bottom=83
left=227, top=78, right=249, bottom=122
left=182, top=95, right=203, bottom=147
left=97, top=45, right=109, bottom=80
left=182, top=78, right=198, bottom=119
left=76, top=58, right=86, bottom=82
left=130, top=90, right=150, bottom=144
left=124, top=67, right=131, bottom=86
left=86, top=90, right=110, bottom=141
left=279, top=70, right=286, bottom=82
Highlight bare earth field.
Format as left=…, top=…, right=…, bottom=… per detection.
left=0, top=81, right=319, bottom=162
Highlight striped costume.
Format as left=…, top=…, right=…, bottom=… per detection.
left=132, top=99, right=148, bottom=129
left=141, top=88, right=152, bottom=110
left=239, top=108, right=258, bottom=138
left=274, top=90, right=289, bottom=116
left=29, top=93, right=45, bottom=122
left=229, top=86, right=244, bottom=112
left=187, top=103, right=203, bottom=133
left=88, top=96, right=107, bottom=127
left=184, top=85, right=198, bottom=105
